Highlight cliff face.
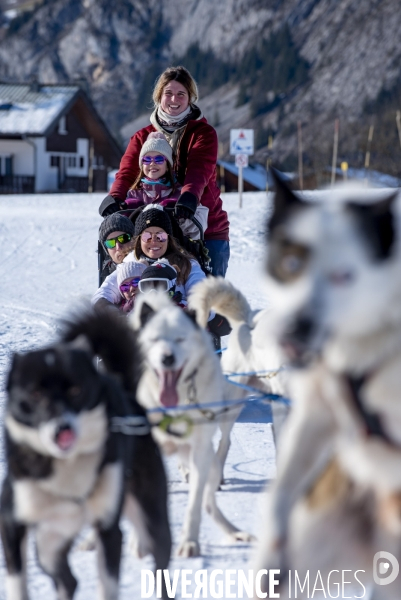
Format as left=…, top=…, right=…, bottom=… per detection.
left=1, top=0, right=400, bottom=177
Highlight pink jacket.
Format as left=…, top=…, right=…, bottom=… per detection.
left=125, top=180, right=181, bottom=210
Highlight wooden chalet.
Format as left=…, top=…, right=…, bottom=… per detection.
left=0, top=82, right=122, bottom=193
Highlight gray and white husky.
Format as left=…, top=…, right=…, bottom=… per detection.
left=253, top=170, right=401, bottom=599
left=129, top=293, right=253, bottom=558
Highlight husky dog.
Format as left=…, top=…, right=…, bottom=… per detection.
left=188, top=277, right=290, bottom=481
left=129, top=293, right=253, bottom=558
left=253, top=170, right=401, bottom=598
left=1, top=310, right=171, bottom=600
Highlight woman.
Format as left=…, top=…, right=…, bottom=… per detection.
left=99, top=66, right=230, bottom=277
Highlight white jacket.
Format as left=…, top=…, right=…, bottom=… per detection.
left=92, top=257, right=206, bottom=307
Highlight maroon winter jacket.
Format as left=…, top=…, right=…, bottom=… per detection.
left=110, top=119, right=229, bottom=241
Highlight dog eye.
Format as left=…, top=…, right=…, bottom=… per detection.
left=175, top=338, right=185, bottom=343
left=19, top=400, right=33, bottom=415
left=281, top=254, right=304, bottom=274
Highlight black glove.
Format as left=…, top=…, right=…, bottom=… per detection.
left=207, top=314, right=232, bottom=337
left=174, top=192, right=197, bottom=220
left=99, top=194, right=124, bottom=217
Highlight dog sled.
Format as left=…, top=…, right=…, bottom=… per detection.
left=98, top=205, right=212, bottom=287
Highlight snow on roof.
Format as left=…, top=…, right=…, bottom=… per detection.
left=0, top=84, right=80, bottom=136
left=218, top=160, right=268, bottom=190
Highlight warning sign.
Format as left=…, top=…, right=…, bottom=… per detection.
left=230, top=129, right=254, bottom=155
left=235, top=153, right=249, bottom=168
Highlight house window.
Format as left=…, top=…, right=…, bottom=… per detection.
left=68, top=156, right=76, bottom=167
left=79, top=156, right=84, bottom=168
left=5, top=156, right=12, bottom=175
left=0, top=155, right=13, bottom=175
left=58, top=116, right=67, bottom=135
left=50, top=155, right=60, bottom=167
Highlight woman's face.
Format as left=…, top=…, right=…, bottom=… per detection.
left=140, top=227, right=168, bottom=260
left=160, top=81, right=189, bottom=116
left=142, top=151, right=168, bottom=180
left=105, top=230, right=132, bottom=264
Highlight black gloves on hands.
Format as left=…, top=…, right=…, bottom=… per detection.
left=99, top=194, right=125, bottom=217
left=174, top=192, right=197, bottom=220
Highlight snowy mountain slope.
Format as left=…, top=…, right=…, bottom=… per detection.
left=0, top=191, right=277, bottom=599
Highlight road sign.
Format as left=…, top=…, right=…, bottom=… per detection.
left=235, top=153, right=249, bottom=168
left=230, top=129, right=254, bottom=155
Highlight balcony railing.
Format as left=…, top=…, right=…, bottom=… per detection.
left=0, top=175, right=35, bottom=194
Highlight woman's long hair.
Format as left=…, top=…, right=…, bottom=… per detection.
left=129, top=162, right=176, bottom=192
left=132, top=233, right=195, bottom=284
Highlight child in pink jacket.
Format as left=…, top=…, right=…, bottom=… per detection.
left=124, top=132, right=208, bottom=240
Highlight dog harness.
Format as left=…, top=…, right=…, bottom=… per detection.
left=345, top=374, right=399, bottom=448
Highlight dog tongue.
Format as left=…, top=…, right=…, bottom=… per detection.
left=56, top=427, right=76, bottom=451
left=159, top=370, right=181, bottom=407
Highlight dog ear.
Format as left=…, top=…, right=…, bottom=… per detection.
left=268, top=167, right=305, bottom=234
left=139, top=302, right=155, bottom=327
left=348, top=192, right=398, bottom=260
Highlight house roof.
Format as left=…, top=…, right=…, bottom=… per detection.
left=218, top=160, right=268, bottom=190
left=0, top=83, right=80, bottom=136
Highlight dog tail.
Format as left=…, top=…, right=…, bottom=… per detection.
left=60, top=308, right=141, bottom=393
left=189, top=277, right=253, bottom=329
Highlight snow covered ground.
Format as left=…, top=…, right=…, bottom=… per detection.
left=0, top=191, right=276, bottom=599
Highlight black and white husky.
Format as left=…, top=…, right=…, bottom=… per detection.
left=1, top=310, right=171, bottom=600
left=253, top=170, right=401, bottom=598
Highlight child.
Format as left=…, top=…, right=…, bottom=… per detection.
left=139, top=259, right=188, bottom=309
left=125, top=132, right=208, bottom=240
left=116, top=262, right=147, bottom=313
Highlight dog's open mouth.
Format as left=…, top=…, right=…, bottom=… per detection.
left=158, top=368, right=183, bottom=407
left=55, top=423, right=77, bottom=451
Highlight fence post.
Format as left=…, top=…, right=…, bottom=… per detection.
left=331, top=119, right=339, bottom=188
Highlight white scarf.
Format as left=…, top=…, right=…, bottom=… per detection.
left=157, top=105, right=192, bottom=126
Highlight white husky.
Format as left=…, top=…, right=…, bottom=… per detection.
left=188, top=277, right=290, bottom=482
left=129, top=293, right=253, bottom=558
left=253, top=171, right=401, bottom=598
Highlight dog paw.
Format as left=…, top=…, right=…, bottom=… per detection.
left=177, top=540, right=200, bottom=557
left=229, top=530, right=256, bottom=543
left=127, top=531, right=151, bottom=559
left=178, top=463, right=190, bottom=483
left=75, top=528, right=96, bottom=551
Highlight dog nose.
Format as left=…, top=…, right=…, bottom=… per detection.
left=161, top=353, right=175, bottom=367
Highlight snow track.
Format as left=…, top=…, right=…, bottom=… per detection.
left=0, top=191, right=275, bottom=599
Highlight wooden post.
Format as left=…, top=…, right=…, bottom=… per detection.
left=238, top=164, right=243, bottom=208
left=88, top=137, right=94, bottom=193
left=331, top=119, right=339, bottom=188
left=364, top=125, right=374, bottom=184
left=297, top=121, right=303, bottom=190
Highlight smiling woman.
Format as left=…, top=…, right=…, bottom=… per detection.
left=99, top=66, right=230, bottom=277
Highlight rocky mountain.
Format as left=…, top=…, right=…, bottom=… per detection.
left=1, top=0, right=401, bottom=182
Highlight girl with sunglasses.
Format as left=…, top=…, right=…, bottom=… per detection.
left=124, top=132, right=208, bottom=240
left=116, top=262, right=146, bottom=313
